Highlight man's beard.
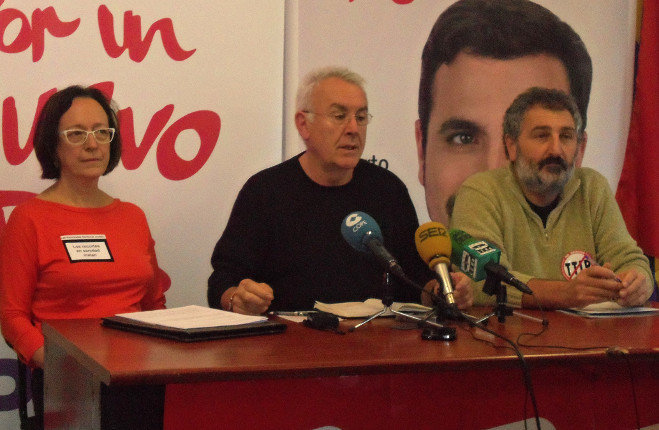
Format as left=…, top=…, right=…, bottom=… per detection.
left=514, top=152, right=575, bottom=197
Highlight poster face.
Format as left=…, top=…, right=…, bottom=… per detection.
left=294, top=0, right=636, bottom=223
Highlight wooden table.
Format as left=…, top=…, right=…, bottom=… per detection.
left=43, top=308, right=659, bottom=429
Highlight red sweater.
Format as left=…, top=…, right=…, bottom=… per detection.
left=0, top=198, right=168, bottom=364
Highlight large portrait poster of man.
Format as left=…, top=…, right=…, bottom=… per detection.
left=292, top=0, right=636, bottom=226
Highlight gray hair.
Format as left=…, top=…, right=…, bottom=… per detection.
left=296, top=66, right=366, bottom=113
left=503, top=87, right=583, bottom=158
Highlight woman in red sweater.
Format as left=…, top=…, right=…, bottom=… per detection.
left=0, top=86, right=169, bottom=370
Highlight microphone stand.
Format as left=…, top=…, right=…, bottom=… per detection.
left=475, top=274, right=512, bottom=324
left=414, top=299, right=459, bottom=341
left=475, top=272, right=540, bottom=325
left=351, top=271, right=411, bottom=331
left=352, top=271, right=458, bottom=341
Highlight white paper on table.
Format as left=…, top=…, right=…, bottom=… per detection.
left=115, top=305, right=267, bottom=329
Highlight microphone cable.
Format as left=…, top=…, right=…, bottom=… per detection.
left=515, top=335, right=642, bottom=429
left=606, top=348, right=641, bottom=430
left=515, top=295, right=612, bottom=351
left=370, top=261, right=542, bottom=428
left=458, top=315, right=541, bottom=430
left=513, top=302, right=642, bottom=430
left=513, top=295, right=552, bottom=348
left=512, top=294, right=641, bottom=429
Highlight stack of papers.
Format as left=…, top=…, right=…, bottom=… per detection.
left=561, top=301, right=659, bottom=318
left=114, top=305, right=268, bottom=329
left=102, top=305, right=286, bottom=342
left=314, top=298, right=431, bottom=318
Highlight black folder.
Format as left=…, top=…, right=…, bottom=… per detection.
left=101, top=315, right=287, bottom=342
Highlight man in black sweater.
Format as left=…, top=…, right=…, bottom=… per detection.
left=208, top=66, right=472, bottom=314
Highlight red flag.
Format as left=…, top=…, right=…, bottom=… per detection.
left=615, top=0, right=659, bottom=257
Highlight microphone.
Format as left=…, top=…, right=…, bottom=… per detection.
left=414, top=222, right=456, bottom=306
left=341, top=211, right=406, bottom=279
left=449, top=229, right=533, bottom=295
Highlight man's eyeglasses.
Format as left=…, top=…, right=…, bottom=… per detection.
left=304, top=111, right=373, bottom=127
left=59, top=128, right=115, bottom=146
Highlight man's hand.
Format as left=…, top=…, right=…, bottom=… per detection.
left=616, top=268, right=651, bottom=307
left=227, top=279, right=274, bottom=315
left=422, top=272, right=473, bottom=310
left=564, top=265, right=623, bottom=307
left=450, top=271, right=473, bottom=309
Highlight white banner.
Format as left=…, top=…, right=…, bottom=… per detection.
left=0, top=1, right=284, bottom=425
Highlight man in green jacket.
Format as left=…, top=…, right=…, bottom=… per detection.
left=450, top=87, right=652, bottom=309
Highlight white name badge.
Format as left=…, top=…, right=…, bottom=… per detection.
left=61, top=234, right=114, bottom=263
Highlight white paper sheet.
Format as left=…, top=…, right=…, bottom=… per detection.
left=115, top=305, right=267, bottom=329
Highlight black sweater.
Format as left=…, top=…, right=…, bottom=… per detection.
left=208, top=153, right=432, bottom=311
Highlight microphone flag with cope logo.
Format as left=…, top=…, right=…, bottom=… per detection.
left=341, top=211, right=383, bottom=253
left=341, top=211, right=407, bottom=280
left=449, top=229, right=501, bottom=282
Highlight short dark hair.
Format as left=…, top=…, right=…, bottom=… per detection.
left=418, top=0, right=592, bottom=150
left=34, top=85, right=122, bottom=179
left=503, top=87, right=582, bottom=156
